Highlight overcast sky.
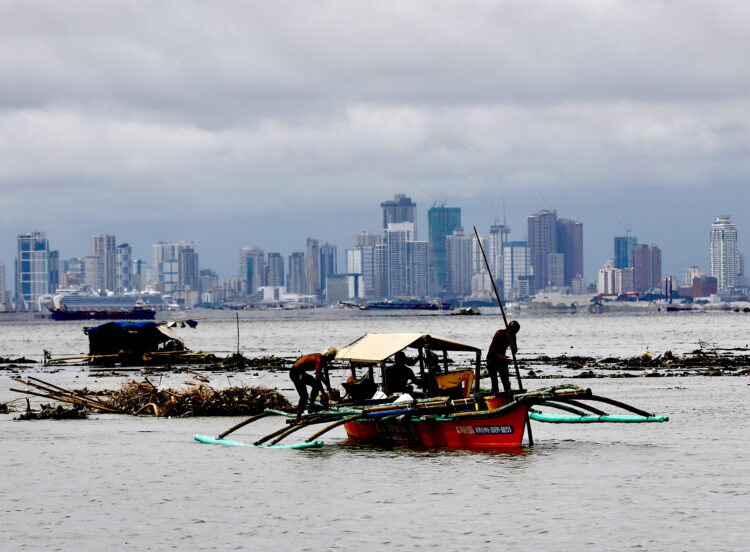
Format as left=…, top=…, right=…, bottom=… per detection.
left=1, top=0, right=748, bottom=282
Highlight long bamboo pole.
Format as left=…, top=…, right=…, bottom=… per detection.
left=472, top=225, right=533, bottom=446
left=472, top=226, right=523, bottom=389
left=216, top=412, right=272, bottom=440
left=304, top=414, right=362, bottom=442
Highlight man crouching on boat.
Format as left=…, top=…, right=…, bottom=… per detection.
left=290, top=347, right=337, bottom=423
left=487, top=321, right=520, bottom=393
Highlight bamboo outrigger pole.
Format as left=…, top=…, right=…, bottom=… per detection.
left=473, top=225, right=533, bottom=446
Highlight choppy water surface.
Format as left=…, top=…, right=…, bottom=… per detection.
left=1, top=310, right=748, bottom=550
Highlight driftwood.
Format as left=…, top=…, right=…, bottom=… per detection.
left=10, top=375, right=291, bottom=418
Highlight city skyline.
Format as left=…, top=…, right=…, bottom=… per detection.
left=1, top=3, right=749, bottom=285
left=1, top=201, right=746, bottom=287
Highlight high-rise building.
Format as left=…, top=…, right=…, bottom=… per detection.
left=319, top=243, right=338, bottom=297
left=0, top=262, right=6, bottom=308
left=684, top=266, right=702, bottom=288
left=384, top=223, right=413, bottom=297
left=528, top=210, right=557, bottom=292
left=15, top=232, right=54, bottom=311
left=153, top=241, right=199, bottom=293
left=546, top=253, right=565, bottom=288
left=91, top=234, right=116, bottom=291
left=305, top=239, right=321, bottom=296
left=346, top=249, right=363, bottom=275
left=287, top=252, right=306, bottom=295
left=427, top=206, right=461, bottom=292
left=710, top=215, right=738, bottom=290
left=372, top=243, right=388, bottom=298
left=267, top=253, right=285, bottom=287
left=48, top=250, right=59, bottom=294
left=115, top=244, right=133, bottom=293
left=178, top=244, right=200, bottom=290
left=445, top=228, right=474, bottom=297
left=598, top=259, right=635, bottom=294
left=384, top=222, right=427, bottom=297
left=326, top=274, right=363, bottom=302
left=381, top=194, right=416, bottom=235
left=354, top=231, right=381, bottom=248
left=488, top=223, right=511, bottom=286
left=238, top=246, right=264, bottom=295
left=614, top=236, right=637, bottom=269
left=633, top=244, right=663, bottom=295
left=406, top=240, right=428, bottom=297
left=132, top=259, right=147, bottom=291
left=651, top=246, right=663, bottom=289
left=350, top=232, right=383, bottom=298
left=557, top=219, right=583, bottom=286
left=502, top=241, right=532, bottom=299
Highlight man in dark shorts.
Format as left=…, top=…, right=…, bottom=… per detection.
left=487, top=320, right=520, bottom=393
left=290, top=347, right=337, bottom=422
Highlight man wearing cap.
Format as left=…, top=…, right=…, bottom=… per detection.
left=486, top=321, right=520, bottom=393
left=290, top=347, right=337, bottom=423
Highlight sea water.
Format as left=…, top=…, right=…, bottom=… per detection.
left=0, top=309, right=748, bottom=551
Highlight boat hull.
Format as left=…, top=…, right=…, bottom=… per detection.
left=49, top=308, right=156, bottom=321
left=344, top=404, right=528, bottom=449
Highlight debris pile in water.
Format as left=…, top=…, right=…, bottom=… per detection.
left=218, top=353, right=288, bottom=371
left=107, top=379, right=291, bottom=417
left=527, top=347, right=750, bottom=377
left=10, top=375, right=292, bottom=418
left=16, top=403, right=88, bottom=420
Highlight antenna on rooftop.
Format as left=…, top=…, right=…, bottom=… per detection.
left=538, top=192, right=551, bottom=211
left=422, top=189, right=447, bottom=208
left=615, top=218, right=633, bottom=235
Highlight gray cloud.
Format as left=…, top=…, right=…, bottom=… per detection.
left=1, top=0, right=748, bottom=278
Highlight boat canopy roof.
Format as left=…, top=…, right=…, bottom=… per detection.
left=335, top=332, right=480, bottom=363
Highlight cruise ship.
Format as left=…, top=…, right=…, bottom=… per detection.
left=41, top=287, right=165, bottom=320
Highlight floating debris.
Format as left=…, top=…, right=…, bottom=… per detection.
left=0, top=356, right=36, bottom=365
left=10, top=375, right=292, bottom=418
left=16, top=403, right=88, bottom=420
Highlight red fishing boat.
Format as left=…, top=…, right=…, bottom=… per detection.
left=334, top=333, right=530, bottom=449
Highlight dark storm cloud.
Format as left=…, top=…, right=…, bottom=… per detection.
left=0, top=0, right=748, bottom=277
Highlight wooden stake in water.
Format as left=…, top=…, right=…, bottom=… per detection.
left=236, top=312, right=240, bottom=355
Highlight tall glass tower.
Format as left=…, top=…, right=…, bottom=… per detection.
left=15, top=231, right=51, bottom=311
left=710, top=215, right=738, bottom=290
left=427, top=206, right=461, bottom=291
left=614, top=236, right=637, bottom=269
left=528, top=210, right=557, bottom=292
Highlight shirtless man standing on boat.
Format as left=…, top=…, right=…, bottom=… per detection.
left=290, top=347, right=337, bottom=423
left=487, top=321, right=520, bottom=393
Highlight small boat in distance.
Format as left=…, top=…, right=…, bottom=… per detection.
left=451, top=307, right=481, bottom=316
left=358, top=300, right=451, bottom=311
